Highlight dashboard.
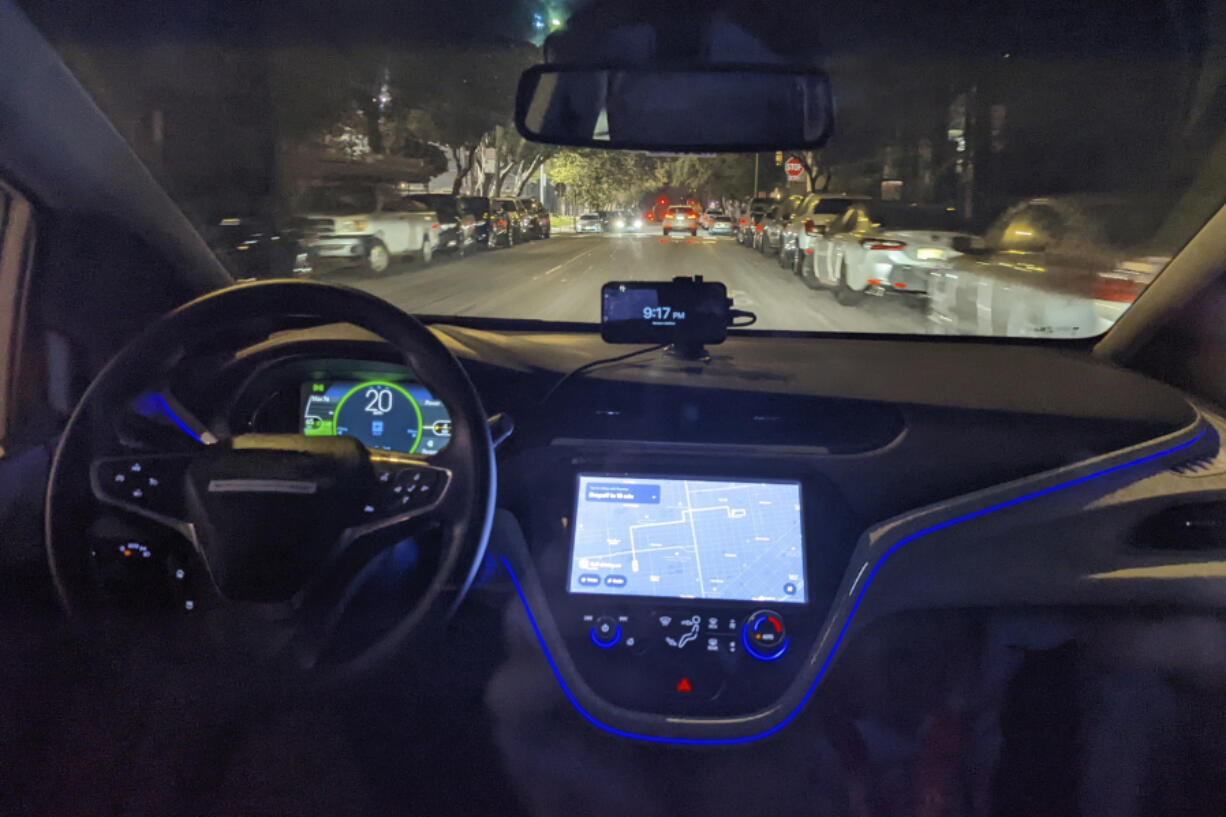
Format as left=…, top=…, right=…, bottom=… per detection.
left=234, top=358, right=452, bottom=456
left=117, top=324, right=1220, bottom=744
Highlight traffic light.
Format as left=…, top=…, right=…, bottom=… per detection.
left=658, top=197, right=667, bottom=205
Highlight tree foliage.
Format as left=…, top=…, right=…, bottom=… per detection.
left=546, top=150, right=662, bottom=209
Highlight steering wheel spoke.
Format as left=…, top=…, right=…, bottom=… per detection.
left=342, top=454, right=453, bottom=541
left=90, top=453, right=198, bottom=541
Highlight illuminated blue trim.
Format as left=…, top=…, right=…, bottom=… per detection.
left=157, top=394, right=203, bottom=444
left=590, top=625, right=621, bottom=648
left=501, top=427, right=1209, bottom=746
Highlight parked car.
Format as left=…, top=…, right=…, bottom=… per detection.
left=458, top=195, right=494, bottom=250
left=577, top=212, right=605, bottom=233
left=708, top=214, right=735, bottom=236
left=700, top=208, right=724, bottom=229
left=515, top=197, right=550, bottom=239
left=811, top=203, right=972, bottom=305
left=204, top=214, right=312, bottom=281
left=789, top=194, right=871, bottom=275
left=927, top=196, right=1170, bottom=337
left=663, top=204, right=698, bottom=236
left=760, top=194, right=806, bottom=256
left=491, top=197, right=526, bottom=246
left=736, top=196, right=774, bottom=245
left=407, top=193, right=463, bottom=255
left=296, top=182, right=439, bottom=273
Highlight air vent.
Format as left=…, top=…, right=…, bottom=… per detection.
left=1130, top=502, right=1226, bottom=551
left=1169, top=436, right=1225, bottom=476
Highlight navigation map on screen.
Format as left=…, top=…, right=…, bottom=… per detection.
left=568, top=475, right=806, bottom=604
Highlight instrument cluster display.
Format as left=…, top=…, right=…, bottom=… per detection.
left=300, top=379, right=452, bottom=455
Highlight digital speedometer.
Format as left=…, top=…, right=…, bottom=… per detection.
left=300, top=379, right=452, bottom=455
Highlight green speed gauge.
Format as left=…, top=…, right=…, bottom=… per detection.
left=332, top=380, right=424, bottom=453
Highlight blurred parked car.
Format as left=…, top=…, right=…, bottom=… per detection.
left=700, top=208, right=724, bottom=229
left=663, top=204, right=698, bottom=236
left=736, top=196, right=774, bottom=244
left=458, top=195, right=493, bottom=250
left=515, top=197, right=551, bottom=239
left=760, top=194, right=806, bottom=257
left=811, top=203, right=972, bottom=305
left=789, top=194, right=871, bottom=275
left=577, top=212, right=605, bottom=233
left=295, top=182, right=439, bottom=273
left=407, top=193, right=463, bottom=255
left=491, top=197, right=526, bottom=246
left=205, top=214, right=312, bottom=281
left=926, top=196, right=1169, bottom=337
left=708, top=214, right=735, bottom=236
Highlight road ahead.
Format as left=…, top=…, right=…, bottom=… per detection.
left=323, top=232, right=931, bottom=333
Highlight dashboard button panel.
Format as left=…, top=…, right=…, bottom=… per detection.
left=567, top=604, right=809, bottom=714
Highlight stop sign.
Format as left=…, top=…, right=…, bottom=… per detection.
left=784, top=156, right=805, bottom=180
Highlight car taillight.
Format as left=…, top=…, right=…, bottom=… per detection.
left=1094, top=274, right=1146, bottom=303
left=740, top=218, right=746, bottom=225
left=687, top=213, right=696, bottom=220
left=432, top=224, right=440, bottom=230
left=664, top=212, right=673, bottom=219
left=861, top=238, right=906, bottom=250
left=755, top=223, right=764, bottom=231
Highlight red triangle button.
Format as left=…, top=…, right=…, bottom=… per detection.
left=676, top=677, right=692, bottom=693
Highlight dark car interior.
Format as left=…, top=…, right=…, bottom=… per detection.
left=6, top=1, right=1226, bottom=816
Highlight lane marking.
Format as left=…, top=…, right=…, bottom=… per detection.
left=539, top=249, right=594, bottom=278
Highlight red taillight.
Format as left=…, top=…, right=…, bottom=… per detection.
left=739, top=218, right=746, bottom=225
left=860, top=238, right=906, bottom=251
left=432, top=224, right=440, bottom=230
left=1094, top=275, right=1145, bottom=303
left=755, top=224, right=764, bottom=231
left=803, top=219, right=817, bottom=236
left=664, top=212, right=673, bottom=220
left=686, top=213, right=696, bottom=220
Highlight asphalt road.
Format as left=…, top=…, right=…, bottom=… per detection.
left=321, top=231, right=932, bottom=333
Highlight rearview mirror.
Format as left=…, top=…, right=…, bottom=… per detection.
left=515, top=64, right=834, bottom=152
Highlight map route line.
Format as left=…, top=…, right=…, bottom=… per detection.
left=684, top=481, right=707, bottom=600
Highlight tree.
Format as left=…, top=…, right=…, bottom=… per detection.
left=796, top=151, right=831, bottom=193
left=546, top=150, right=661, bottom=209
left=389, top=42, right=538, bottom=193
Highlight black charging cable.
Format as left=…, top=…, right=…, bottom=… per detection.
left=539, top=343, right=668, bottom=406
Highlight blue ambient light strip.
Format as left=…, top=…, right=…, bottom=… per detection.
left=501, top=427, right=1209, bottom=746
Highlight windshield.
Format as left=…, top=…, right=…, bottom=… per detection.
left=25, top=0, right=1226, bottom=338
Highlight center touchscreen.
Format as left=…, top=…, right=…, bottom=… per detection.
left=568, top=475, right=806, bottom=604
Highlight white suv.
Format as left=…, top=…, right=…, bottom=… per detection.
left=297, top=183, right=440, bottom=274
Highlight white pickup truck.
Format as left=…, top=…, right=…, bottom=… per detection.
left=296, top=183, right=440, bottom=274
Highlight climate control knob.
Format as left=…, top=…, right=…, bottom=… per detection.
left=743, top=609, right=788, bottom=660
left=590, top=615, right=621, bottom=648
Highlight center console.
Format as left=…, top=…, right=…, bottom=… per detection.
left=559, top=473, right=812, bottom=716
left=498, top=444, right=864, bottom=737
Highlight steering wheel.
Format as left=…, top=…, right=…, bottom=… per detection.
left=45, top=280, right=496, bottom=681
